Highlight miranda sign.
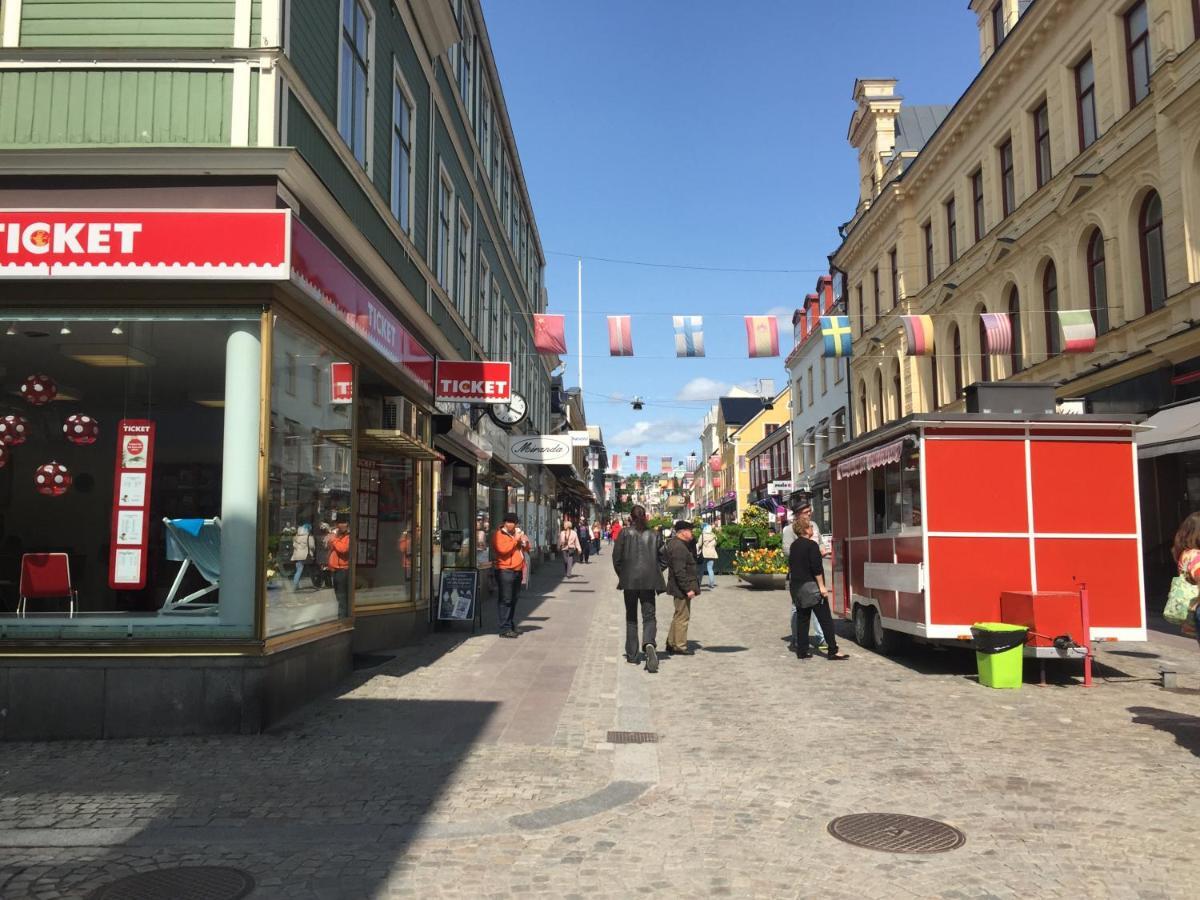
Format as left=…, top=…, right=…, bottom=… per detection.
left=508, top=435, right=572, bottom=465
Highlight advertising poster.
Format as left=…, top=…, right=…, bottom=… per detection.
left=437, top=569, right=478, bottom=621
left=108, top=419, right=156, bottom=589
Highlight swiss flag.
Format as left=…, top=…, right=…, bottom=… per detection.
left=533, top=314, right=567, bottom=354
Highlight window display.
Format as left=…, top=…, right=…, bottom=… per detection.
left=0, top=309, right=260, bottom=639
left=266, top=319, right=353, bottom=636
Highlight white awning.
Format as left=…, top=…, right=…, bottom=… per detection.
left=1137, top=400, right=1200, bottom=460
left=835, top=438, right=906, bottom=480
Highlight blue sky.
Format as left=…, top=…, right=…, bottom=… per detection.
left=484, top=0, right=979, bottom=462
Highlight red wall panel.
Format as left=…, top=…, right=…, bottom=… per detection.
left=848, top=473, right=868, bottom=537
left=928, top=536, right=1032, bottom=625
left=1033, top=538, right=1142, bottom=628
left=925, top=439, right=1028, bottom=533
left=1030, top=441, right=1136, bottom=534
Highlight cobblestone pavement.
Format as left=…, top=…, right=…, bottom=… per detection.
left=3, top=549, right=1200, bottom=898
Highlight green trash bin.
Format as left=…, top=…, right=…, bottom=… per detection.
left=971, top=622, right=1029, bottom=689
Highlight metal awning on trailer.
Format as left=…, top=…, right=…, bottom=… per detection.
left=835, top=438, right=907, bottom=480
left=1136, top=400, right=1200, bottom=460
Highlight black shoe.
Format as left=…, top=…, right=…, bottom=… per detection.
left=796, top=649, right=812, bottom=659
left=625, top=655, right=640, bottom=664
left=644, top=644, right=659, bottom=674
left=500, top=630, right=519, bottom=639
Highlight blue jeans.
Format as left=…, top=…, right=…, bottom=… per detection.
left=292, top=561, right=305, bottom=589
left=496, top=569, right=521, bottom=633
left=791, top=602, right=825, bottom=646
left=704, top=559, right=715, bottom=588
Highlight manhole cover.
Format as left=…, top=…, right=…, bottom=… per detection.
left=89, top=866, right=255, bottom=900
left=607, top=730, right=658, bottom=743
left=827, top=813, right=965, bottom=854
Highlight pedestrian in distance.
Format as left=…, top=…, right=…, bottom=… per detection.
left=1171, top=512, right=1200, bottom=644
left=578, top=518, right=591, bottom=564
left=788, top=527, right=848, bottom=661
left=612, top=504, right=666, bottom=673
left=492, top=513, right=530, bottom=638
left=698, top=523, right=719, bottom=590
left=559, top=517, right=582, bottom=579
left=664, top=520, right=701, bottom=655
left=592, top=521, right=603, bottom=556
left=783, top=499, right=827, bottom=652
left=610, top=518, right=623, bottom=545
left=326, top=517, right=351, bottom=612
left=291, top=523, right=316, bottom=591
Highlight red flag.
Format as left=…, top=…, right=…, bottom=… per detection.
left=611, top=454, right=620, bottom=471
left=608, top=315, right=634, bottom=356
left=533, top=314, right=567, bottom=354
left=745, top=315, right=780, bottom=357
left=636, top=455, right=648, bottom=472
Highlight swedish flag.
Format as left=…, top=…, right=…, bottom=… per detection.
left=820, top=315, right=852, bottom=358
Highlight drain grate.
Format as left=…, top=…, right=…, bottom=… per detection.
left=89, top=866, right=255, bottom=900
left=827, top=813, right=965, bottom=854
left=607, top=730, right=658, bottom=744
left=569, top=588, right=596, bottom=593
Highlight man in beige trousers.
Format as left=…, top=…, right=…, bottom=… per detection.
left=663, top=520, right=700, bottom=655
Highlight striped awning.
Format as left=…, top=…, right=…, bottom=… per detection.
left=835, top=438, right=906, bottom=480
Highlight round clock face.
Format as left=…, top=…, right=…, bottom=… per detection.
left=488, top=391, right=528, bottom=427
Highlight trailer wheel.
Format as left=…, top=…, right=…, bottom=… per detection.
left=872, top=612, right=907, bottom=657
left=853, top=605, right=876, bottom=649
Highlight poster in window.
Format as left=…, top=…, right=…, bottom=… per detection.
left=437, top=568, right=478, bottom=621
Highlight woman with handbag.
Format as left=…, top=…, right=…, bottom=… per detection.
left=1169, top=513, right=1200, bottom=643
left=788, top=531, right=847, bottom=661
left=559, top=518, right=582, bottom=579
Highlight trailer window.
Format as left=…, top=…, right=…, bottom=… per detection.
left=871, top=462, right=905, bottom=533
left=901, top=445, right=922, bottom=528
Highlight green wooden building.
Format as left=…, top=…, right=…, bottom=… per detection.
left=0, top=0, right=559, bottom=738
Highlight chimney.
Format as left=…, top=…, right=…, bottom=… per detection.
left=972, top=0, right=1026, bottom=66
left=847, top=79, right=901, bottom=210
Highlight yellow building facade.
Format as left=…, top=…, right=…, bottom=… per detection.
left=832, top=0, right=1200, bottom=435
left=727, top=389, right=792, bottom=522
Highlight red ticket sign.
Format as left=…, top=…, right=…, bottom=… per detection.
left=290, top=220, right=434, bottom=392
left=435, top=361, right=512, bottom=403
left=108, top=420, right=157, bottom=590
left=0, top=209, right=290, bottom=279
left=330, top=362, right=354, bottom=403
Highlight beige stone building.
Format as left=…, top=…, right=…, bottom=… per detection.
left=830, top=0, right=1200, bottom=604
left=835, top=0, right=1200, bottom=425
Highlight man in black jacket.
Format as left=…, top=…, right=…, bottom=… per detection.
left=664, top=520, right=701, bottom=655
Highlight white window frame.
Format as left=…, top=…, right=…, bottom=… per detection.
left=390, top=61, right=416, bottom=234
left=478, top=257, right=491, bottom=351
left=456, top=204, right=471, bottom=320
left=490, top=276, right=502, bottom=357
left=337, top=0, right=374, bottom=172
left=436, top=165, right=454, bottom=292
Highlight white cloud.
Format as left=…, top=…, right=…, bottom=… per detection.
left=612, top=419, right=702, bottom=448
left=675, top=377, right=732, bottom=401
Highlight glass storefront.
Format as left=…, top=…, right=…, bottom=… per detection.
left=0, top=309, right=261, bottom=639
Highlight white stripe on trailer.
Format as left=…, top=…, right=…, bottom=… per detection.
left=1130, top=440, right=1148, bottom=633
left=919, top=426, right=932, bottom=634
left=1024, top=427, right=1037, bottom=592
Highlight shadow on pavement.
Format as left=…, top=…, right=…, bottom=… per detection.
left=699, top=645, right=749, bottom=654
left=1128, top=706, right=1200, bottom=757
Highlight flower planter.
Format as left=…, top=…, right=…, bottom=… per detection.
left=736, top=573, right=787, bottom=590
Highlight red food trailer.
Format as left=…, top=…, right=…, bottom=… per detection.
left=825, top=392, right=1147, bottom=658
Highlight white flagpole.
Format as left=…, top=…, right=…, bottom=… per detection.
left=577, top=258, right=583, bottom=392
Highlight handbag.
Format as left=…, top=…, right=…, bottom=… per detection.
left=793, top=580, right=823, bottom=609
left=1163, top=575, right=1199, bottom=625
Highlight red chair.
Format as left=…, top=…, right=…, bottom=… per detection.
left=18, top=553, right=77, bottom=617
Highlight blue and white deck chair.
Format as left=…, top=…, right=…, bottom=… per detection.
left=161, top=517, right=221, bottom=613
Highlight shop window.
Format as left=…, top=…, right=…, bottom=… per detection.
left=0, top=310, right=261, bottom=640
left=267, top=320, right=353, bottom=636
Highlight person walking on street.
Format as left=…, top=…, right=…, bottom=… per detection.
left=326, top=517, right=351, bottom=612
left=592, top=521, right=603, bottom=556
left=492, top=513, right=530, bottom=638
left=291, top=523, right=316, bottom=591
left=559, top=517, right=582, bottom=579
left=612, top=505, right=666, bottom=672
left=578, top=519, right=591, bottom=564
left=788, top=528, right=848, bottom=661
left=1171, top=512, right=1200, bottom=644
left=610, top=518, right=623, bottom=545
left=698, top=523, right=719, bottom=590
left=664, top=520, right=701, bottom=655
left=783, top=500, right=827, bottom=652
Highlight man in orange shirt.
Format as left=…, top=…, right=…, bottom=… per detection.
left=326, top=517, right=351, bottom=612
left=491, top=512, right=529, bottom=638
